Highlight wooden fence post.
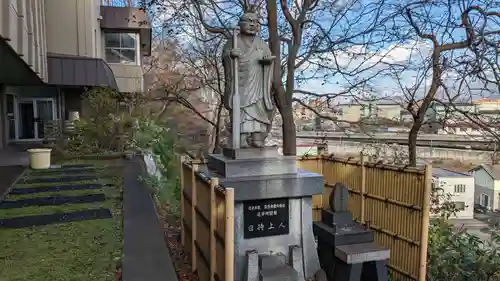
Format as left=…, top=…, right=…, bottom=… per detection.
left=419, top=164, right=432, bottom=281
left=180, top=155, right=186, bottom=247
left=317, top=145, right=325, bottom=175
left=225, top=188, right=235, bottom=281
left=360, top=153, right=366, bottom=224
left=210, top=177, right=219, bottom=281
left=191, top=164, right=199, bottom=272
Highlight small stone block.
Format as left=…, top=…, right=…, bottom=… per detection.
left=259, top=254, right=286, bottom=270
left=321, top=210, right=353, bottom=227
left=313, top=222, right=374, bottom=247
left=330, top=183, right=349, bottom=212
left=289, top=245, right=305, bottom=280
left=223, top=147, right=280, bottom=160
left=260, top=265, right=299, bottom=281
left=335, top=243, right=390, bottom=264
left=246, top=250, right=260, bottom=281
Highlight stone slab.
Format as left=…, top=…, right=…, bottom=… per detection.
left=335, top=243, right=390, bottom=264
left=313, top=222, right=374, bottom=247
left=321, top=210, right=353, bottom=227
left=207, top=153, right=297, bottom=178
left=260, top=265, right=300, bottom=281
left=223, top=147, right=281, bottom=160
left=200, top=166, right=323, bottom=201
left=123, top=159, right=178, bottom=281
left=259, top=254, right=286, bottom=270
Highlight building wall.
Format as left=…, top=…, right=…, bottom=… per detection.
left=0, top=0, right=48, bottom=81
left=433, top=176, right=475, bottom=219
left=472, top=168, right=495, bottom=209
left=377, top=105, right=401, bottom=121
left=46, top=0, right=101, bottom=57
left=475, top=100, right=500, bottom=112
left=494, top=181, right=500, bottom=211
left=44, top=0, right=101, bottom=57
left=340, top=105, right=361, bottom=122
left=44, top=1, right=145, bottom=93
left=474, top=184, right=494, bottom=209
left=473, top=168, right=494, bottom=189
left=108, top=61, right=143, bottom=93
left=0, top=85, right=4, bottom=148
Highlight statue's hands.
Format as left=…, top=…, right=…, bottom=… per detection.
left=230, top=48, right=242, bottom=58
left=260, top=55, right=276, bottom=65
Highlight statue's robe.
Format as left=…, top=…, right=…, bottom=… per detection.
left=222, top=35, right=274, bottom=135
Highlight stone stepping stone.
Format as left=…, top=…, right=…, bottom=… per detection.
left=10, top=183, right=104, bottom=195
left=0, top=194, right=106, bottom=209
left=62, top=164, right=94, bottom=168
left=21, top=175, right=98, bottom=184
left=29, top=168, right=98, bottom=176
left=0, top=208, right=113, bottom=228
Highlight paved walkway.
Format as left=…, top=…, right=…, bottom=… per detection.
left=0, top=165, right=26, bottom=201
left=122, top=158, right=178, bottom=281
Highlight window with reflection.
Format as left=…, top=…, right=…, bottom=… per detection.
left=104, top=33, right=138, bottom=64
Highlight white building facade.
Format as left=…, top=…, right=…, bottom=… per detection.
left=470, top=165, right=500, bottom=211
left=432, top=168, right=475, bottom=219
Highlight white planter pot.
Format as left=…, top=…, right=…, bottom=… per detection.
left=27, top=148, right=52, bottom=169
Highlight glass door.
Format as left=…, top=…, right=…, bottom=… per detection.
left=6, top=94, right=16, bottom=140
left=35, top=100, right=55, bottom=139
left=15, top=98, right=56, bottom=141
left=18, top=101, right=35, bottom=140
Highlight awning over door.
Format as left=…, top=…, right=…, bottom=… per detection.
left=47, top=53, right=118, bottom=90
left=0, top=38, right=43, bottom=86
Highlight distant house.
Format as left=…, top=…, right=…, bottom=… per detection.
left=470, top=165, right=500, bottom=211
left=432, top=168, right=474, bottom=219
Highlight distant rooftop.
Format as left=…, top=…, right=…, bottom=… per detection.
left=433, top=167, right=472, bottom=178
left=470, top=164, right=500, bottom=180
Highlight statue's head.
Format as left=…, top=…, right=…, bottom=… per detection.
left=239, top=5, right=260, bottom=35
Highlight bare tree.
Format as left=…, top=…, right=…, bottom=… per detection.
left=140, top=0, right=397, bottom=155
left=386, top=0, right=499, bottom=166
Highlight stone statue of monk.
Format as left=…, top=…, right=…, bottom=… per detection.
left=222, top=9, right=275, bottom=148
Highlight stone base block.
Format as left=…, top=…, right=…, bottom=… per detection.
left=321, top=210, right=353, bottom=227
left=335, top=243, right=390, bottom=264
left=223, top=147, right=281, bottom=160
left=260, top=265, right=300, bottom=281
left=207, top=153, right=297, bottom=178
left=200, top=165, right=323, bottom=201
left=313, top=222, right=374, bottom=247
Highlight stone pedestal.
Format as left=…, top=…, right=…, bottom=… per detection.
left=313, top=183, right=390, bottom=281
left=201, top=147, right=323, bottom=281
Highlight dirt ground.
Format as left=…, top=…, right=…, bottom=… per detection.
left=155, top=201, right=199, bottom=281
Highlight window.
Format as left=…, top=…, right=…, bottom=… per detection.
left=104, top=33, right=138, bottom=64
left=454, top=184, right=466, bottom=193
left=480, top=194, right=490, bottom=208
left=453, top=201, right=466, bottom=211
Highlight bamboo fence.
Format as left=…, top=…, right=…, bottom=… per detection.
left=180, top=157, right=235, bottom=281
left=179, top=151, right=430, bottom=281
left=297, top=154, right=431, bottom=281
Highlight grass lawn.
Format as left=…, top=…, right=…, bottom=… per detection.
left=0, top=160, right=123, bottom=281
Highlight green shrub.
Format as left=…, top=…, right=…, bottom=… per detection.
left=66, top=87, right=135, bottom=155
left=134, top=118, right=181, bottom=212
left=427, top=182, right=500, bottom=281
left=427, top=219, right=500, bottom=281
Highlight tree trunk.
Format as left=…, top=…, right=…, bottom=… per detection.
left=408, top=121, right=421, bottom=167
left=281, top=106, right=297, bottom=155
